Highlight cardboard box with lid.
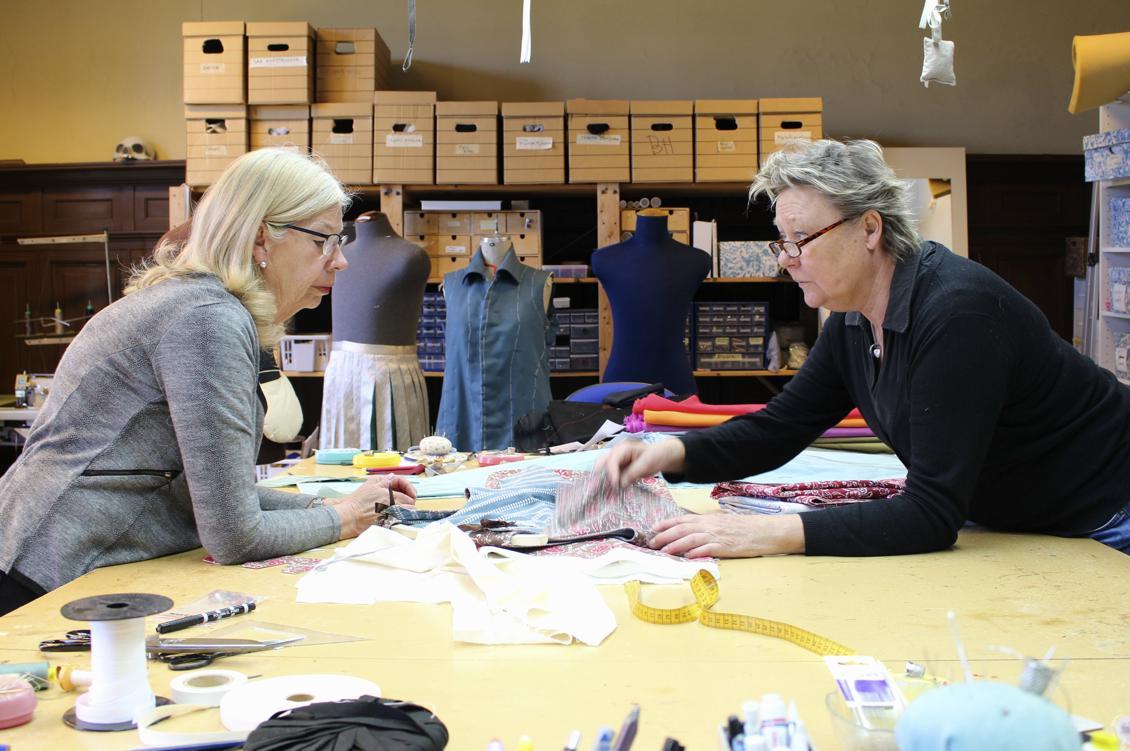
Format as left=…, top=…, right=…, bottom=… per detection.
left=759, top=97, right=823, bottom=165
left=183, top=21, right=245, bottom=104
left=185, top=104, right=248, bottom=186
left=501, top=102, right=565, bottom=184
left=312, top=102, right=373, bottom=185
left=249, top=105, right=310, bottom=152
left=695, top=99, right=758, bottom=182
left=566, top=98, right=630, bottom=183
left=247, top=22, right=315, bottom=105
left=373, top=91, right=436, bottom=184
left=315, top=27, right=392, bottom=103
left=436, top=101, right=499, bottom=184
left=631, top=100, right=694, bottom=183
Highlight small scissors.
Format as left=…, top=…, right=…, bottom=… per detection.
left=39, top=629, right=92, bottom=652
left=155, top=651, right=233, bottom=671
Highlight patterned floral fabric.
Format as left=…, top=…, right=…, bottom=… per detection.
left=711, top=478, right=906, bottom=507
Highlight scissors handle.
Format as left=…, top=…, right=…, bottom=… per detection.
left=161, top=652, right=221, bottom=671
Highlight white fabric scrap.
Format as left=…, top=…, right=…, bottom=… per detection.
left=296, top=524, right=616, bottom=646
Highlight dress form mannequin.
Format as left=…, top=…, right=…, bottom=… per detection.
left=591, top=210, right=710, bottom=394
left=436, top=243, right=555, bottom=451
left=319, top=210, right=431, bottom=451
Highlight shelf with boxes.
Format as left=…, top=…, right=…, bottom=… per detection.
left=1087, top=100, right=1130, bottom=386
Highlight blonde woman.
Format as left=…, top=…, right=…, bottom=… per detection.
left=0, top=149, right=414, bottom=614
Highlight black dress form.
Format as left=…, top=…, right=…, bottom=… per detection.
left=591, top=213, right=710, bottom=394
left=332, top=211, right=430, bottom=344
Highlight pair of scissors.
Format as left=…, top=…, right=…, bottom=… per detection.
left=38, top=629, right=92, bottom=652
left=146, top=634, right=304, bottom=671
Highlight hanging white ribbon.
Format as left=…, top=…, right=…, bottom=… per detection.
left=520, top=0, right=532, bottom=64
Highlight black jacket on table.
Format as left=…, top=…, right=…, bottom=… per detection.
left=676, top=242, right=1130, bottom=556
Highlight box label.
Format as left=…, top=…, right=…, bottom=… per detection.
left=444, top=245, right=467, bottom=255
left=386, top=133, right=424, bottom=148
left=576, top=134, right=621, bottom=146
left=1114, top=283, right=1127, bottom=313
left=775, top=131, right=812, bottom=144
left=479, top=219, right=498, bottom=231
left=330, top=133, right=354, bottom=145
left=204, top=145, right=229, bottom=156
left=716, top=141, right=736, bottom=153
left=250, top=55, right=308, bottom=68
left=455, top=143, right=481, bottom=155
left=516, top=136, right=554, bottom=150
left=200, top=63, right=225, bottom=74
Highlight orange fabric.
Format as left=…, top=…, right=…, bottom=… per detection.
left=642, top=410, right=734, bottom=428
left=836, top=418, right=868, bottom=429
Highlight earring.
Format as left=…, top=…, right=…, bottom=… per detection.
left=258, top=260, right=268, bottom=269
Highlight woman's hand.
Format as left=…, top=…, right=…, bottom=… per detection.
left=596, top=438, right=687, bottom=488
left=332, top=474, right=418, bottom=540
left=649, top=513, right=806, bottom=558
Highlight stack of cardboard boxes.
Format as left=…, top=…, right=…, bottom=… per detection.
left=404, top=210, right=543, bottom=278
left=183, top=22, right=249, bottom=186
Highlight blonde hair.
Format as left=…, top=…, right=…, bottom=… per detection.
left=126, top=149, right=349, bottom=348
left=750, top=139, right=920, bottom=261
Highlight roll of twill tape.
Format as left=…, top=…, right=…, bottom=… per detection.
left=170, top=669, right=249, bottom=707
left=220, top=674, right=382, bottom=732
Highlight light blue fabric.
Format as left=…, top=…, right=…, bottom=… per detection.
left=436, top=249, right=555, bottom=452
left=387, top=465, right=569, bottom=531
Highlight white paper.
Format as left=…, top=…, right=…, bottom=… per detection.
left=249, top=55, right=307, bottom=68
left=575, top=134, right=621, bottom=146
left=455, top=143, right=481, bottom=155
left=775, top=131, right=812, bottom=144
left=549, top=419, right=624, bottom=454
left=200, top=63, right=224, bottom=74
left=329, top=133, right=354, bottom=145
left=385, top=133, right=423, bottom=148
left=516, top=136, right=553, bottom=150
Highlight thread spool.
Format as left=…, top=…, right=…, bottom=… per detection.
left=59, top=592, right=173, bottom=732
left=0, top=662, right=51, bottom=692
left=52, top=665, right=94, bottom=693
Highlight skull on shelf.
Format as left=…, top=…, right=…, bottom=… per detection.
left=113, top=136, right=155, bottom=162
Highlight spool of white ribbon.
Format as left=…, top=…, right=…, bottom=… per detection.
left=170, top=670, right=248, bottom=707
left=75, top=618, right=155, bottom=725
left=220, top=674, right=381, bottom=731
left=136, top=703, right=248, bottom=747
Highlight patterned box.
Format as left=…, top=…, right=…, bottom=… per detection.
left=1083, top=127, right=1130, bottom=182
left=1108, top=266, right=1130, bottom=314
left=718, top=241, right=782, bottom=278
left=1114, top=331, right=1130, bottom=383
left=1111, top=197, right=1130, bottom=248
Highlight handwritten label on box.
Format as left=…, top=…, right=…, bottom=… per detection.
left=204, top=145, right=228, bottom=157
left=250, top=56, right=308, bottom=68
left=716, top=141, right=736, bottom=152
left=479, top=219, right=498, bottom=231
left=330, top=133, right=354, bottom=145
left=775, top=131, right=812, bottom=144
left=455, top=144, right=481, bottom=155
left=386, top=134, right=424, bottom=148
left=576, top=134, right=621, bottom=146
left=200, top=63, right=225, bottom=74
left=444, top=245, right=468, bottom=255
left=516, top=136, right=554, bottom=150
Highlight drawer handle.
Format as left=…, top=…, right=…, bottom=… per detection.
left=454, top=123, right=478, bottom=133
left=713, top=116, right=738, bottom=131
left=204, top=119, right=228, bottom=134
left=522, top=123, right=545, bottom=133
left=334, top=41, right=356, bottom=55
left=332, top=119, right=355, bottom=134
left=586, top=123, right=610, bottom=135
left=267, top=43, right=290, bottom=52
left=201, top=39, right=224, bottom=54
left=650, top=123, right=674, bottom=131
left=780, top=120, right=804, bottom=129
left=267, top=126, right=291, bottom=136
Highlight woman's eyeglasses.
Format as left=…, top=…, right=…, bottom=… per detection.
left=284, top=224, right=346, bottom=257
left=768, top=217, right=849, bottom=258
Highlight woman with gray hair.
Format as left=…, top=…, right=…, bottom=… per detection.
left=601, top=139, right=1130, bottom=558
left=0, top=148, right=415, bottom=614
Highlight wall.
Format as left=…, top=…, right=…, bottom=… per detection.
left=0, top=0, right=1126, bottom=164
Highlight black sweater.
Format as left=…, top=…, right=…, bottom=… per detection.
left=677, top=243, right=1130, bottom=556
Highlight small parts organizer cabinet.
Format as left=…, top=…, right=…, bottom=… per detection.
left=1087, top=99, right=1130, bottom=384
left=404, top=210, right=543, bottom=279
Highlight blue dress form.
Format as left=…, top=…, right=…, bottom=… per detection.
left=592, top=213, right=709, bottom=394
left=436, top=249, right=554, bottom=451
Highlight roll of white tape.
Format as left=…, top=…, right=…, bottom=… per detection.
left=136, top=703, right=248, bottom=747
left=219, top=674, right=381, bottom=732
left=170, top=670, right=248, bottom=707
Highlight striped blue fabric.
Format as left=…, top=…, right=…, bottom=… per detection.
left=386, top=465, right=569, bottom=531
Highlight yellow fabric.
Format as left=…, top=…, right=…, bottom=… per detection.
left=1069, top=32, right=1130, bottom=114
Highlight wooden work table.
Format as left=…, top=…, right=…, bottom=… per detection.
left=2, top=464, right=1128, bottom=750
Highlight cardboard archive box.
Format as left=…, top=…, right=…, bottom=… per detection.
left=630, top=100, right=693, bottom=183
left=566, top=99, right=630, bottom=183
left=185, top=105, right=248, bottom=187
left=759, top=97, right=823, bottom=165
left=312, top=102, right=373, bottom=185
left=436, top=101, right=499, bottom=184
left=249, top=105, right=310, bottom=152
left=247, top=22, right=314, bottom=104
left=695, top=99, right=758, bottom=182
left=373, top=91, right=436, bottom=184
left=183, top=22, right=245, bottom=104
left=501, top=102, right=565, bottom=184
left=315, top=27, right=392, bottom=103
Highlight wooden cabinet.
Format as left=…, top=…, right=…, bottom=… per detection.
left=0, top=161, right=185, bottom=392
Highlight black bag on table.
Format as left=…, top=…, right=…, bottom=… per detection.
left=513, top=400, right=629, bottom=452
left=242, top=695, right=447, bottom=751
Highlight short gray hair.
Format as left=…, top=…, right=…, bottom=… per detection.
left=750, top=139, right=920, bottom=261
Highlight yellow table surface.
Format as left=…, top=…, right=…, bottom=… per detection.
left=2, top=458, right=1129, bottom=750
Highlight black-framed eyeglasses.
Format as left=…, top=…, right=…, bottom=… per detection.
left=284, top=224, right=346, bottom=257
left=768, top=217, right=850, bottom=259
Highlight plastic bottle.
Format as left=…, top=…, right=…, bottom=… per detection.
left=758, top=693, right=790, bottom=749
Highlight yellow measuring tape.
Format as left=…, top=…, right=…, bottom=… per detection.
left=624, top=569, right=855, bottom=656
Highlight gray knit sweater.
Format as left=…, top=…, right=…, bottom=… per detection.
left=0, top=274, right=339, bottom=592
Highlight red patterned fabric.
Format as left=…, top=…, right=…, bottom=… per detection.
left=711, top=478, right=906, bottom=507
